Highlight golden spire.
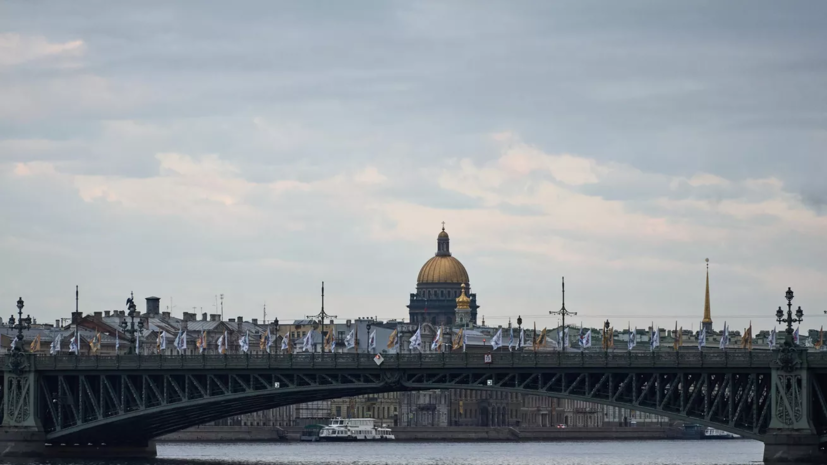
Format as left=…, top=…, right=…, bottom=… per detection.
left=456, top=283, right=471, bottom=309
left=702, top=258, right=712, bottom=324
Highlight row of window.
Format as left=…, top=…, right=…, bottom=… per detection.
left=419, top=289, right=465, bottom=299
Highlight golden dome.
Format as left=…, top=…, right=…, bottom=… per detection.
left=416, top=226, right=470, bottom=284
left=456, top=283, right=471, bottom=309
left=417, top=255, right=470, bottom=284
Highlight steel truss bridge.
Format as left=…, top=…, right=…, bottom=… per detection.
left=4, top=350, right=827, bottom=463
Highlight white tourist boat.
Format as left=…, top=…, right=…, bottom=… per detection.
left=318, top=418, right=395, bottom=441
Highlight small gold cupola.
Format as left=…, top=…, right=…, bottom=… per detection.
left=456, top=283, right=471, bottom=309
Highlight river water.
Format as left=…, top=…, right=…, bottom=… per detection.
left=1, top=440, right=766, bottom=465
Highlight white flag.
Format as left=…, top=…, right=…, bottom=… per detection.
left=265, top=329, right=273, bottom=353
left=698, top=328, right=706, bottom=351
left=507, top=328, right=515, bottom=352
left=628, top=328, right=636, bottom=351
left=719, top=322, right=728, bottom=350
left=217, top=333, right=225, bottom=354
left=114, top=332, right=119, bottom=351
left=650, top=326, right=660, bottom=351
left=794, top=326, right=800, bottom=345
left=410, top=326, right=422, bottom=351
left=69, top=330, right=79, bottom=354
left=519, top=328, right=525, bottom=349
left=430, top=327, right=442, bottom=351
left=240, top=330, right=250, bottom=353
left=563, top=328, right=570, bottom=348
left=491, top=328, right=503, bottom=351
left=281, top=333, right=290, bottom=351
left=769, top=327, right=777, bottom=348
left=302, top=330, right=314, bottom=352
left=344, top=330, right=355, bottom=349
left=180, top=331, right=188, bottom=352
left=368, top=330, right=376, bottom=350
left=159, top=331, right=167, bottom=351
left=583, top=329, right=592, bottom=348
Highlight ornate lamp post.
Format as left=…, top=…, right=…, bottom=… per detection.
left=273, top=317, right=279, bottom=353
left=7, top=297, right=33, bottom=375
left=517, top=315, right=522, bottom=350
left=549, top=277, right=576, bottom=352
left=776, top=287, right=803, bottom=347
left=603, top=319, right=611, bottom=351
left=119, top=292, right=144, bottom=354
left=9, top=297, right=32, bottom=353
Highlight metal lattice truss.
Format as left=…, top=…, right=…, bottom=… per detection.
left=39, top=366, right=776, bottom=444
left=40, top=370, right=386, bottom=443
left=404, top=369, right=772, bottom=438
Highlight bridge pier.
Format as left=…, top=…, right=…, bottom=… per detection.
left=763, top=432, right=825, bottom=464
left=763, top=347, right=826, bottom=464
left=0, top=428, right=46, bottom=457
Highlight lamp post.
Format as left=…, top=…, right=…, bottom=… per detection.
left=9, top=297, right=32, bottom=353
left=272, top=317, right=279, bottom=354
left=603, top=320, right=611, bottom=352
left=119, top=292, right=144, bottom=354
left=517, top=316, right=522, bottom=350
left=776, top=287, right=804, bottom=347
left=549, top=277, right=576, bottom=352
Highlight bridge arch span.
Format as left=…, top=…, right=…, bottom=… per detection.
left=37, top=360, right=772, bottom=444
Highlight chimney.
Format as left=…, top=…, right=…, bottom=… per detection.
left=210, top=314, right=220, bottom=322
left=71, top=311, right=83, bottom=324
left=145, top=296, right=161, bottom=316
left=104, top=310, right=111, bottom=317
left=94, top=311, right=102, bottom=321
left=202, top=313, right=207, bottom=321
left=237, top=316, right=243, bottom=331
left=55, top=319, right=60, bottom=328
left=162, top=311, right=170, bottom=319
left=330, top=319, right=334, bottom=325
left=228, top=318, right=235, bottom=323
left=252, top=319, right=258, bottom=325
left=186, top=313, right=197, bottom=322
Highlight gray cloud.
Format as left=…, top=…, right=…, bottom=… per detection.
left=1, top=1, right=826, bottom=330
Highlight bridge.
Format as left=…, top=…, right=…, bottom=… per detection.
left=3, top=349, right=827, bottom=463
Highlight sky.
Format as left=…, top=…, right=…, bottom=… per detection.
left=1, top=1, right=826, bottom=332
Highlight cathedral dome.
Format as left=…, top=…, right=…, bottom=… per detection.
left=416, top=227, right=470, bottom=284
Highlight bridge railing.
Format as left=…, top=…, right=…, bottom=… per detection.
left=4, top=348, right=791, bottom=371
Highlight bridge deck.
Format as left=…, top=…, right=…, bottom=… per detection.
left=5, top=349, right=817, bottom=371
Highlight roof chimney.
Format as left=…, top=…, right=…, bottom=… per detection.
left=145, top=296, right=161, bottom=316
left=252, top=319, right=258, bottom=325
left=210, top=314, right=220, bottom=322
left=202, top=312, right=207, bottom=321
left=71, top=311, right=83, bottom=324
left=237, top=316, right=243, bottom=331
left=162, top=311, right=170, bottom=319
left=93, top=311, right=102, bottom=321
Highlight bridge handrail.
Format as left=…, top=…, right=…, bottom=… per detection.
left=0, top=348, right=811, bottom=371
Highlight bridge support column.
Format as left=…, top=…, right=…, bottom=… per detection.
left=0, top=361, right=46, bottom=457
left=763, top=348, right=826, bottom=465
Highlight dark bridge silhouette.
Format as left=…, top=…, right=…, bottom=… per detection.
left=4, top=350, right=827, bottom=463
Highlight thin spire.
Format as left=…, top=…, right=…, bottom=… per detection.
left=702, top=259, right=712, bottom=324
left=75, top=285, right=79, bottom=313
left=441, top=221, right=445, bottom=231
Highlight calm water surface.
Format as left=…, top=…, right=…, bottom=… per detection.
left=0, top=440, right=765, bottom=465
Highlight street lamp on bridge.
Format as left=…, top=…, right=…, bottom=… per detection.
left=549, top=277, right=576, bottom=352
left=9, top=297, right=32, bottom=353
left=119, top=292, right=144, bottom=354
left=776, top=287, right=803, bottom=347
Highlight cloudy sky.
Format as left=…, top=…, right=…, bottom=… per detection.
left=2, top=2, right=826, bottom=332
